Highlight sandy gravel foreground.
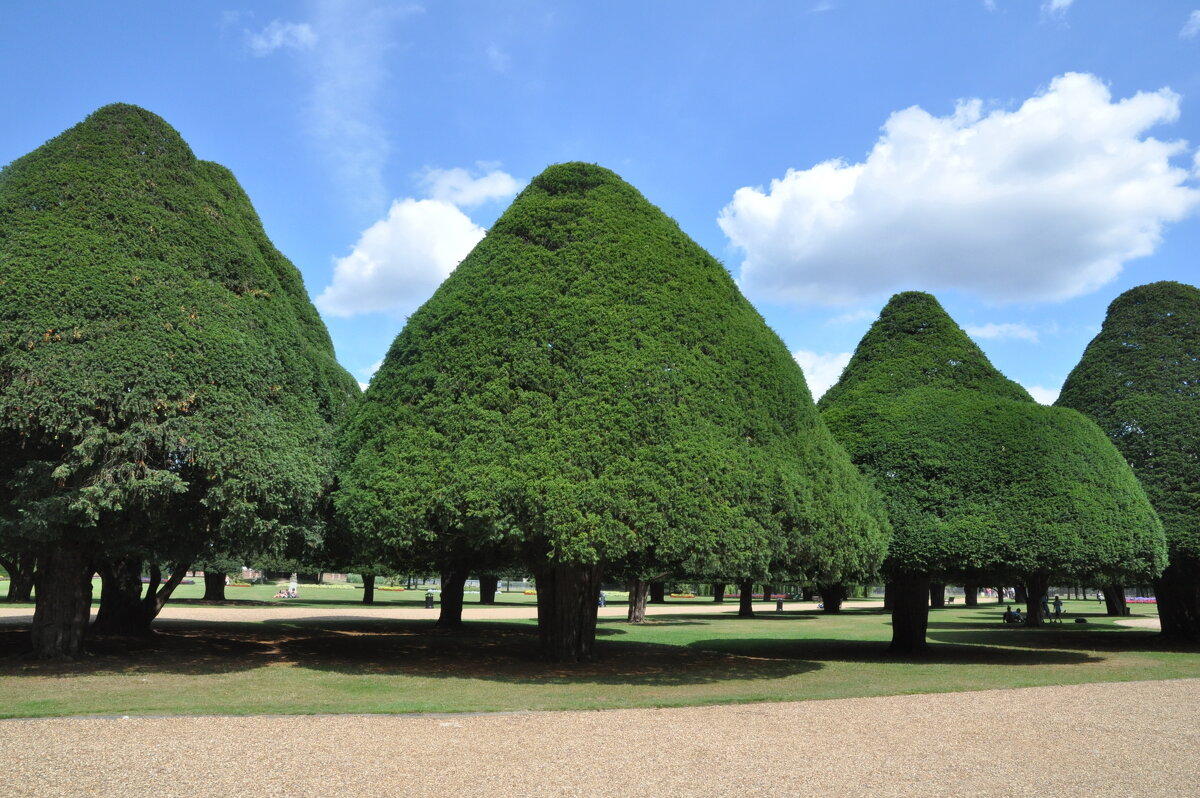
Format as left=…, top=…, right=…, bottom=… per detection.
left=2, top=679, right=1197, bottom=798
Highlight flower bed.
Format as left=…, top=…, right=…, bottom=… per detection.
left=669, top=593, right=696, bottom=598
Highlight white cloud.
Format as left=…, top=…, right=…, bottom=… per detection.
left=792, top=350, right=852, bottom=400
left=302, top=2, right=424, bottom=213
left=316, top=198, right=484, bottom=317
left=247, top=20, right=317, bottom=56
left=719, top=73, right=1200, bottom=307
left=420, top=166, right=523, bottom=208
left=1041, top=0, right=1073, bottom=17
left=1182, top=10, right=1200, bottom=39
left=356, top=359, right=382, bottom=391
left=828, top=308, right=877, bottom=325
left=964, top=322, right=1039, bottom=343
left=1024, top=384, right=1060, bottom=405
left=318, top=162, right=522, bottom=317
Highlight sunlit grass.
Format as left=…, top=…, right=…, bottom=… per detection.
left=0, top=599, right=1194, bottom=718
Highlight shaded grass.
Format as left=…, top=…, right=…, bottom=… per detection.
left=0, top=601, right=1195, bottom=718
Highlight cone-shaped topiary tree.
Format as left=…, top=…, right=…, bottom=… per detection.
left=0, top=104, right=359, bottom=657
left=336, top=162, right=889, bottom=661
left=820, top=292, right=1165, bottom=651
left=1057, top=281, right=1200, bottom=640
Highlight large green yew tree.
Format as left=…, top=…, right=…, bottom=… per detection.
left=0, top=104, right=358, bottom=657
left=820, top=292, right=1165, bottom=651
left=337, top=162, right=889, bottom=661
left=1057, top=281, right=1200, bottom=640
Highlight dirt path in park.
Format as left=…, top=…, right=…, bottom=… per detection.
left=0, top=679, right=1196, bottom=797
left=0, top=601, right=1191, bottom=795
left=0, top=597, right=858, bottom=625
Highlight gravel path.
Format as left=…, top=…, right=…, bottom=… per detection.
left=2, top=602, right=1190, bottom=796
left=1, top=679, right=1196, bottom=797
left=0, top=598, right=838, bottom=625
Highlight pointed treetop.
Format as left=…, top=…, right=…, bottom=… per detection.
left=820, top=289, right=1164, bottom=589
left=1057, top=279, right=1200, bottom=566
left=0, top=102, right=358, bottom=537
left=340, top=160, right=889, bottom=587
left=820, top=291, right=1031, bottom=408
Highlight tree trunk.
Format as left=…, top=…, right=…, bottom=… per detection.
left=627, top=579, right=649, bottom=624
left=31, top=542, right=94, bottom=659
left=362, top=573, right=376, bottom=605
left=883, top=581, right=893, bottom=611
left=1014, top=584, right=1028, bottom=603
left=436, top=567, right=469, bottom=628
left=534, top=563, right=602, bottom=662
left=1155, top=562, right=1199, bottom=641
left=889, top=574, right=931, bottom=654
left=711, top=582, right=726, bottom=603
left=1023, top=573, right=1050, bottom=626
left=92, top=556, right=151, bottom=635
left=928, top=582, right=946, bottom=609
left=649, top=581, right=666, bottom=604
left=1, top=552, right=35, bottom=602
left=737, top=579, right=755, bottom=618
left=995, top=587, right=1005, bottom=604
left=1103, top=583, right=1129, bottom=618
left=818, top=582, right=845, bottom=614
left=143, top=560, right=189, bottom=622
left=479, top=574, right=499, bottom=604
left=202, top=570, right=227, bottom=602
left=963, top=582, right=978, bottom=607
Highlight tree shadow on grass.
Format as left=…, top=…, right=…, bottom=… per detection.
left=687, top=636, right=1101, bottom=666
left=0, top=623, right=286, bottom=676
left=927, top=625, right=1200, bottom=653
left=0, top=619, right=822, bottom=687
left=283, top=620, right=822, bottom=686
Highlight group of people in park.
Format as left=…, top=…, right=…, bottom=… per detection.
left=1003, top=595, right=1064, bottom=624
left=273, top=576, right=300, bottom=599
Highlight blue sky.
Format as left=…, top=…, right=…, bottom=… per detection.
left=3, top=1, right=1198, bottom=401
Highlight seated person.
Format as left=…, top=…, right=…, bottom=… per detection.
left=1003, top=606, right=1015, bottom=623
left=1012, top=608, right=1023, bottom=622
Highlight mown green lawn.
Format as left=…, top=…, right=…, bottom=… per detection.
left=1, top=599, right=1195, bottom=718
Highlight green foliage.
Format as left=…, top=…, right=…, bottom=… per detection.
left=1057, top=281, right=1200, bottom=564
left=337, top=162, right=888, bottom=583
left=821, top=291, right=1164, bottom=583
left=0, top=104, right=358, bottom=557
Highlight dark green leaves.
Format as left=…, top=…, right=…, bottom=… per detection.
left=338, top=162, right=889, bottom=583
left=1057, top=281, right=1200, bottom=564
left=822, top=291, right=1164, bottom=584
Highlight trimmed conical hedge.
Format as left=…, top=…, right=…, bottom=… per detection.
left=1057, top=281, right=1200, bottom=638
left=821, top=291, right=1164, bottom=649
left=0, top=104, right=358, bottom=656
left=338, top=162, right=889, bottom=660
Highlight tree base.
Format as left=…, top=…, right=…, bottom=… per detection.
left=535, top=563, right=602, bottom=662
left=888, top=574, right=930, bottom=654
